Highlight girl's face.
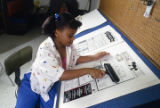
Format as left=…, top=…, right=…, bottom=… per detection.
left=55, top=27, right=77, bottom=46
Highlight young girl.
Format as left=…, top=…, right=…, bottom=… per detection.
left=16, top=12, right=109, bottom=108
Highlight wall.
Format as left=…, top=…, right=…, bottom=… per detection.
left=77, top=0, right=100, bottom=11
left=36, top=0, right=100, bottom=11
left=77, top=0, right=89, bottom=10
left=90, top=0, right=100, bottom=11
left=39, top=0, right=50, bottom=6
left=99, top=0, right=160, bottom=69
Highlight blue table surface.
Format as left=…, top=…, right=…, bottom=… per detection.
left=57, top=10, right=160, bottom=108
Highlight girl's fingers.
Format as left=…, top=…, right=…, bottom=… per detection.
left=101, top=70, right=106, bottom=77
left=103, top=51, right=110, bottom=55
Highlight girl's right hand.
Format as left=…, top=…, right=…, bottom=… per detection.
left=89, top=69, right=106, bottom=79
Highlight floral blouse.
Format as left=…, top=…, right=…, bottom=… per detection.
left=30, top=37, right=80, bottom=102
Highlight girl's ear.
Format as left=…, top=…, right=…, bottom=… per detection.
left=55, top=29, right=63, bottom=38
left=55, top=29, right=59, bottom=38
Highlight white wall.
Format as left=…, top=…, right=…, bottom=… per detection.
left=39, top=0, right=50, bottom=6
left=77, top=0, right=100, bottom=11
left=77, top=0, right=89, bottom=10
left=90, top=0, right=100, bottom=11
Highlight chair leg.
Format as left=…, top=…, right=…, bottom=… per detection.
left=15, top=68, right=21, bottom=87
left=15, top=86, right=19, bottom=98
left=7, top=76, right=15, bottom=86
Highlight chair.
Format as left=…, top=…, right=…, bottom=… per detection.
left=4, top=46, right=32, bottom=87
left=4, top=46, right=41, bottom=108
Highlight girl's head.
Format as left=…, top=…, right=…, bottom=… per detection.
left=42, top=12, right=81, bottom=46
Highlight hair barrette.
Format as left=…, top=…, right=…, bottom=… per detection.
left=55, top=13, right=59, bottom=21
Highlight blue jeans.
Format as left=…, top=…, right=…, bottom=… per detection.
left=16, top=73, right=59, bottom=108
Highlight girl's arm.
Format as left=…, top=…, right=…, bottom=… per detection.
left=60, top=52, right=109, bottom=80
left=76, top=51, right=109, bottom=65
left=60, top=68, right=105, bottom=80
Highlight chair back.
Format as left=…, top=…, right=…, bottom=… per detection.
left=4, top=46, right=32, bottom=76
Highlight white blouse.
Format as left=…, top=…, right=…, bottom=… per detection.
left=30, top=37, right=80, bottom=102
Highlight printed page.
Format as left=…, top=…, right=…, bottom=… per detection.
left=74, top=25, right=124, bottom=55
left=64, top=78, right=79, bottom=92
left=96, top=54, right=136, bottom=90
left=79, top=74, right=93, bottom=85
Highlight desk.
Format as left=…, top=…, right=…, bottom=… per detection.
left=56, top=10, right=160, bottom=108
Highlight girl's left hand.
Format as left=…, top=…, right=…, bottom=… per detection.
left=93, top=51, right=109, bottom=60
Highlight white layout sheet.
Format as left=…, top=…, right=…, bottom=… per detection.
left=58, top=26, right=160, bottom=108
left=75, top=9, right=107, bottom=34
left=74, top=25, right=124, bottom=56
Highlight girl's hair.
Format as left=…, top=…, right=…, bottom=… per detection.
left=42, top=12, right=82, bottom=38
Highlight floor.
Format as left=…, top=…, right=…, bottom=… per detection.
left=0, top=27, right=42, bottom=53
left=0, top=27, right=46, bottom=108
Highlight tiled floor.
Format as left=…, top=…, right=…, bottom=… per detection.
left=0, top=29, right=46, bottom=108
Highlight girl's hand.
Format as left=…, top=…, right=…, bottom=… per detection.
left=93, top=51, right=109, bottom=60
left=89, top=69, right=106, bottom=79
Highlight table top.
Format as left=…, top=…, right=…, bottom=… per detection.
left=56, top=10, right=160, bottom=108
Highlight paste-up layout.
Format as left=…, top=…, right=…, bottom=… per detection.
left=63, top=51, right=145, bottom=103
